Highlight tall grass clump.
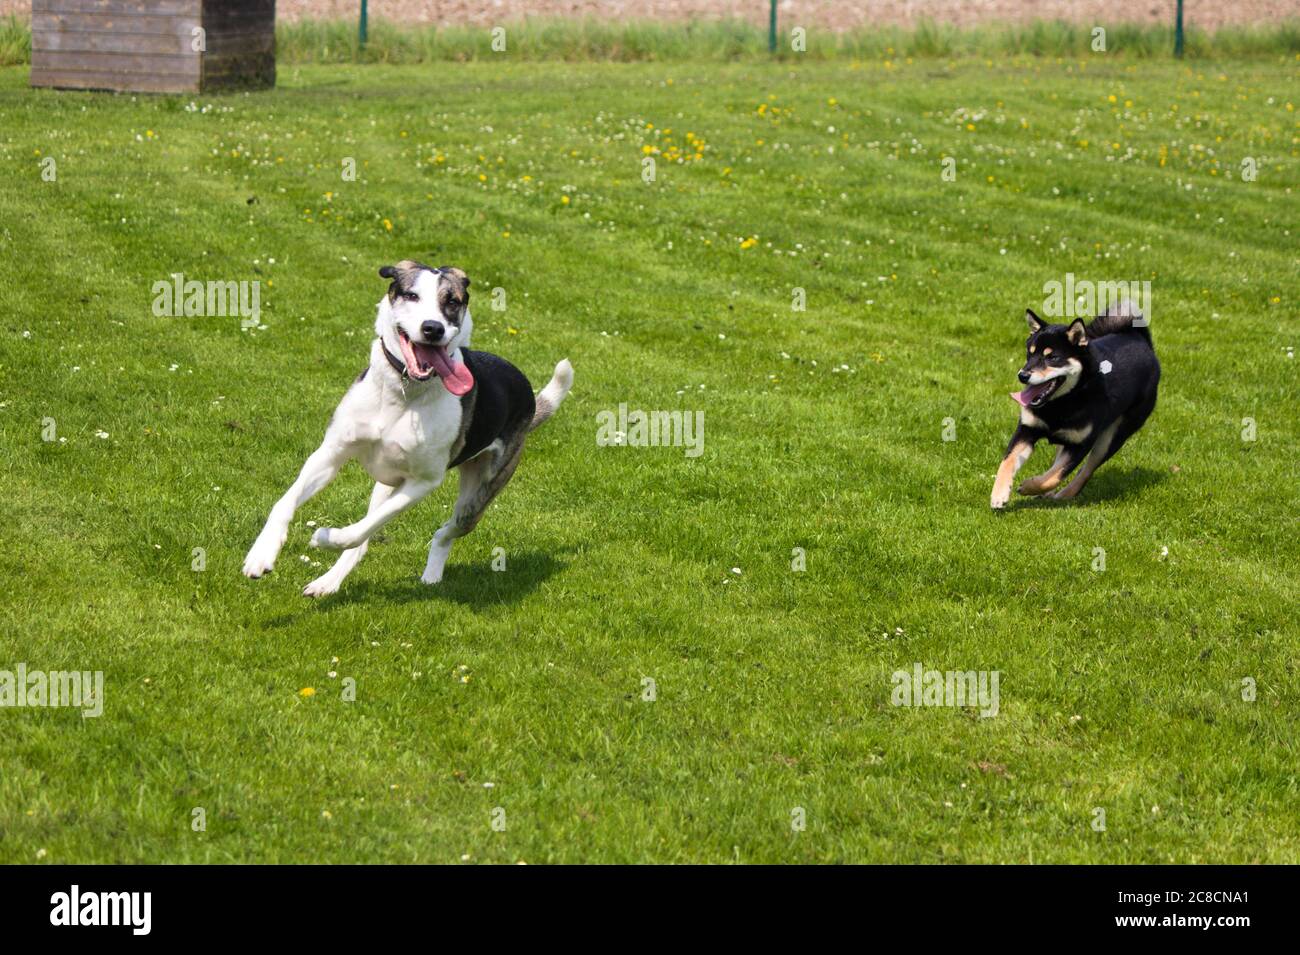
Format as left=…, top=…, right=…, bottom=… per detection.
left=0, top=15, right=30, bottom=67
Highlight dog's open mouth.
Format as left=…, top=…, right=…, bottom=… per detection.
left=1011, top=377, right=1060, bottom=409
left=397, top=329, right=474, bottom=396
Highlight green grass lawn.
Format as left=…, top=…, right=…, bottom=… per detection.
left=0, top=54, right=1296, bottom=863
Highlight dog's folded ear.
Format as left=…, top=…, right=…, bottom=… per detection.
left=1025, top=309, right=1045, bottom=333
left=378, top=265, right=398, bottom=280
left=439, top=266, right=470, bottom=288
left=1066, top=318, right=1088, bottom=346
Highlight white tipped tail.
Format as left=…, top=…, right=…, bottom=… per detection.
left=530, top=358, right=573, bottom=431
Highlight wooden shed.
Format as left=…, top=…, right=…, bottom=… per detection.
left=31, top=0, right=276, bottom=94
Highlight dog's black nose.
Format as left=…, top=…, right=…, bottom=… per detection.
left=1018, top=369, right=1032, bottom=384
left=421, top=320, right=445, bottom=343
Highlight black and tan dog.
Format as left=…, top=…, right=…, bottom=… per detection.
left=991, top=301, right=1159, bottom=508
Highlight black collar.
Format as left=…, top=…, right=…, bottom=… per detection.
left=380, top=337, right=409, bottom=380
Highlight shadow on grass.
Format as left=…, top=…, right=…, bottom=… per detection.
left=1013, top=465, right=1168, bottom=509
left=258, top=549, right=570, bottom=626
left=1075, top=465, right=1169, bottom=504
left=410, top=550, right=567, bottom=606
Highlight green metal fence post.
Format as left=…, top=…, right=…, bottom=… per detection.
left=768, top=0, right=777, bottom=54
left=1174, top=0, right=1184, bottom=58
left=359, top=0, right=369, bottom=50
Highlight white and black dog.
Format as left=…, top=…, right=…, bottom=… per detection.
left=242, top=260, right=573, bottom=596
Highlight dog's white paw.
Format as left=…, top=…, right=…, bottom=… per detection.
left=990, top=489, right=1010, bottom=510
left=302, top=575, right=341, bottom=598
left=242, top=537, right=282, bottom=578
left=310, top=527, right=348, bottom=551
left=421, top=544, right=451, bottom=585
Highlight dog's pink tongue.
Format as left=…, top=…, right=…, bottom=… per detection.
left=1011, top=381, right=1053, bottom=407
left=429, top=349, right=474, bottom=396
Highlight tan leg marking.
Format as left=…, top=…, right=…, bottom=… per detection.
left=991, top=440, right=1034, bottom=509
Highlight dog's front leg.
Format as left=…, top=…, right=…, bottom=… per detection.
left=990, top=426, right=1039, bottom=510
left=243, top=443, right=349, bottom=578
left=310, top=475, right=440, bottom=552
left=302, top=481, right=395, bottom=598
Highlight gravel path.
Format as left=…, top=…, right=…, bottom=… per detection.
left=5, top=0, right=1295, bottom=31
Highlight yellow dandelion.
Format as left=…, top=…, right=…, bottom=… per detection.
left=299, top=687, right=315, bottom=697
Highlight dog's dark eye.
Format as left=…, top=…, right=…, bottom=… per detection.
left=1049, top=355, right=1066, bottom=365
left=402, top=292, right=420, bottom=303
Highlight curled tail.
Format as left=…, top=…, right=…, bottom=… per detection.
left=530, top=359, right=573, bottom=431
left=1087, top=299, right=1150, bottom=341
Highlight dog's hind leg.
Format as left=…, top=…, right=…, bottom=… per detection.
left=303, top=482, right=395, bottom=598
left=244, top=443, right=350, bottom=578
left=1051, top=419, right=1122, bottom=500
left=1018, top=443, right=1088, bottom=496
left=421, top=438, right=524, bottom=585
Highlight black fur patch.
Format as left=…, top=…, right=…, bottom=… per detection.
left=449, top=349, right=535, bottom=469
